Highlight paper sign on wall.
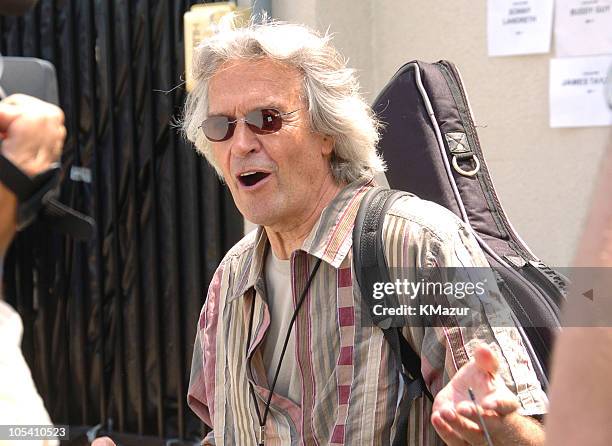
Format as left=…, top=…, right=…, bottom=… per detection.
left=555, top=0, right=612, bottom=57
left=487, top=0, right=554, bottom=56
left=550, top=56, right=612, bottom=128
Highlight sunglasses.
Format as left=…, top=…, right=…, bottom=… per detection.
left=200, top=108, right=301, bottom=142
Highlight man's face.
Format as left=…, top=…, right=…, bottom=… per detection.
left=207, top=58, right=335, bottom=230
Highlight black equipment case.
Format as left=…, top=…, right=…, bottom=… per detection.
left=365, top=60, right=567, bottom=389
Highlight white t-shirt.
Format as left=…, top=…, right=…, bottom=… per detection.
left=0, top=300, right=58, bottom=446
left=262, top=251, right=302, bottom=404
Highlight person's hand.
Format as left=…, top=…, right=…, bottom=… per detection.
left=0, top=93, right=66, bottom=176
left=91, top=437, right=116, bottom=446
left=431, top=344, right=521, bottom=445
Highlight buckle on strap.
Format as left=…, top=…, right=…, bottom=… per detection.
left=445, top=131, right=481, bottom=177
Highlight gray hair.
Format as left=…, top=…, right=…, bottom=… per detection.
left=181, top=18, right=386, bottom=184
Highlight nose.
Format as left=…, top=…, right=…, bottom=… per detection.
left=229, top=120, right=261, bottom=158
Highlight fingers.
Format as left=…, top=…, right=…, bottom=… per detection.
left=458, top=376, right=519, bottom=417
left=49, top=125, right=66, bottom=165
left=431, top=410, right=468, bottom=446
left=438, top=404, right=494, bottom=446
left=0, top=104, right=19, bottom=132
left=480, top=393, right=520, bottom=416
left=473, top=343, right=499, bottom=376
left=456, top=399, right=498, bottom=420
left=0, top=94, right=66, bottom=176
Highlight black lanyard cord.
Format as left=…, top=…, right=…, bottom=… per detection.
left=246, top=257, right=323, bottom=445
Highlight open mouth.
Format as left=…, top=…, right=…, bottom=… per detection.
left=237, top=171, right=270, bottom=187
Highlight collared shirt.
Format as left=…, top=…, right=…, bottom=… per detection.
left=187, top=179, right=547, bottom=445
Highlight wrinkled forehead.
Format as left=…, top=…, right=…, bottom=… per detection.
left=207, top=58, right=305, bottom=115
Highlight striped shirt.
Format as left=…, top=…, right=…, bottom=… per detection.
left=187, top=178, right=547, bottom=445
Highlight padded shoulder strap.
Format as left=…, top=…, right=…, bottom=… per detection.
left=353, top=187, right=433, bottom=406
left=353, top=186, right=400, bottom=328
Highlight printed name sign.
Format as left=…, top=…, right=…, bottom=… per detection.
left=487, top=0, right=554, bottom=56
left=555, top=0, right=612, bottom=57
left=550, top=56, right=612, bottom=127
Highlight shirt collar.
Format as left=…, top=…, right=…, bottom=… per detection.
left=230, top=177, right=375, bottom=301
left=301, top=177, right=374, bottom=267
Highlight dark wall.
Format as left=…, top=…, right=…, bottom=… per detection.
left=0, top=0, right=242, bottom=443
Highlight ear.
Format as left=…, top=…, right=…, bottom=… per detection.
left=321, top=135, right=334, bottom=157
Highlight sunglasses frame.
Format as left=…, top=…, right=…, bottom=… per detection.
left=200, top=107, right=302, bottom=142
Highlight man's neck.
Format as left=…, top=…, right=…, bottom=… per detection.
left=265, top=177, right=344, bottom=260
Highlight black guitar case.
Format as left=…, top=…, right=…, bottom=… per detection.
left=369, top=60, right=567, bottom=388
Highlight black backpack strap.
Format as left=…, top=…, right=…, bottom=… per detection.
left=353, top=187, right=433, bottom=444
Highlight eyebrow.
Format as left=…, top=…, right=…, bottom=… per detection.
left=207, top=101, right=288, bottom=117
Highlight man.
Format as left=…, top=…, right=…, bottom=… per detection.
left=177, top=20, right=548, bottom=446
left=0, top=5, right=67, bottom=446
left=544, top=138, right=612, bottom=446
left=0, top=93, right=66, bottom=445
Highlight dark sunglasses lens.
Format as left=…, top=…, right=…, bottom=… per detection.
left=246, top=109, right=282, bottom=133
left=202, top=116, right=230, bottom=141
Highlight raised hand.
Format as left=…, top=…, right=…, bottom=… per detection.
left=0, top=93, right=66, bottom=177
left=431, top=343, right=522, bottom=445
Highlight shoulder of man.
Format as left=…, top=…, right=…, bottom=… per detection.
left=383, top=193, right=468, bottom=243
left=377, top=192, right=489, bottom=269
left=198, top=228, right=260, bottom=327
left=218, top=226, right=260, bottom=266
left=202, top=228, right=259, bottom=301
